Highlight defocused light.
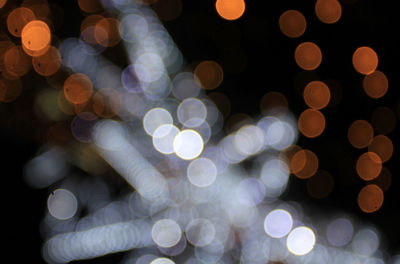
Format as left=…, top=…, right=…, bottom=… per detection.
left=368, top=135, right=393, bottom=163
left=215, top=0, right=246, bottom=21
left=172, top=72, right=200, bottom=100
left=64, top=73, right=93, bottom=105
left=303, top=81, right=331, bottom=109
left=352, top=47, right=378, bottom=75
left=194, top=238, right=224, bottom=263
left=151, top=219, right=182, bottom=248
left=294, top=42, right=322, bottom=71
left=173, top=129, right=204, bottom=160
left=279, top=10, right=307, bottom=38
left=3, top=45, right=31, bottom=77
left=143, top=107, right=173, bottom=136
left=92, top=88, right=122, bottom=118
left=372, top=166, right=392, bottom=192
left=315, top=0, right=342, bottom=24
left=47, top=189, right=78, bottom=220
left=194, top=60, right=224, bottom=90
left=264, top=209, right=293, bottom=238
left=7, top=7, right=35, bottom=37
left=0, top=0, right=6, bottom=8
left=32, top=46, right=62, bottom=76
left=71, top=112, right=98, bottom=143
left=298, top=108, right=325, bottom=138
left=177, top=98, right=207, bottom=128
left=356, top=152, right=382, bottom=181
left=358, top=184, right=384, bottom=213
left=259, top=91, right=288, bottom=116
left=135, top=52, right=165, bottom=83
left=326, top=218, right=353, bottom=247
left=290, top=149, right=319, bottom=179
left=260, top=158, right=290, bottom=197
left=21, top=20, right=51, bottom=57
left=185, top=218, right=216, bottom=246
left=78, top=0, right=104, bottom=13
left=236, top=177, right=265, bottom=207
left=153, top=124, right=180, bottom=154
left=307, top=170, right=334, bottom=198
left=234, top=125, right=264, bottom=156
left=94, top=17, right=121, bottom=47
left=151, top=258, right=175, bottom=264
left=347, top=120, right=374, bottom=149
left=187, top=157, right=217, bottom=187
left=371, top=106, right=396, bottom=135
left=119, top=13, right=149, bottom=43
left=286, top=226, right=316, bottom=256
left=351, top=228, right=380, bottom=256
left=363, top=70, right=388, bottom=99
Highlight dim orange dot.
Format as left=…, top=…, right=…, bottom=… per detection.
left=295, top=42, right=322, bottom=71
left=371, top=166, right=392, bottom=192
left=356, top=152, right=382, bottom=181
left=92, top=88, right=122, bottom=118
left=0, top=41, right=14, bottom=72
left=3, top=45, right=31, bottom=77
left=303, top=80, right=331, bottom=109
left=315, top=0, right=342, bottom=24
left=260, top=91, right=288, bottom=115
left=194, top=60, right=224, bottom=90
left=94, top=17, right=121, bottom=47
left=307, top=170, right=334, bottom=198
left=298, top=108, right=325, bottom=138
left=78, top=0, right=103, bottom=13
left=0, top=77, right=22, bottom=103
left=347, top=120, right=374, bottom=149
left=81, top=14, right=104, bottom=32
left=32, top=46, right=61, bottom=76
left=225, top=113, right=252, bottom=133
left=215, top=0, right=246, bottom=21
left=358, top=184, right=384, bottom=213
left=362, top=70, right=388, bottom=99
left=152, top=0, right=182, bottom=21
left=290, top=149, right=319, bottom=179
left=63, top=73, right=93, bottom=105
left=368, top=135, right=393, bottom=163
left=21, top=20, right=51, bottom=57
left=7, top=7, right=36, bottom=37
left=352, top=47, right=378, bottom=75
left=21, top=0, right=51, bottom=23
left=207, top=92, right=231, bottom=117
left=370, top=106, right=396, bottom=135
left=279, top=10, right=306, bottom=38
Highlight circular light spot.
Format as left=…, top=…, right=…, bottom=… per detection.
left=264, top=209, right=293, bottom=238
left=94, top=17, right=121, bottom=47
left=287, top=226, right=316, bottom=256
left=151, top=258, right=175, bottom=264
left=173, top=129, right=204, bottom=160
left=32, top=46, right=61, bottom=76
left=352, top=47, right=378, bottom=75
left=347, top=120, right=374, bottom=149
left=260, top=158, right=290, bottom=196
left=78, top=0, right=103, bottom=13
left=185, top=218, right=216, bottom=247
left=303, top=81, right=331, bottom=109
left=153, top=124, right=180, bottom=155
left=63, top=73, right=93, bottom=105
left=290, top=149, right=319, bottom=179
left=3, top=45, right=31, bottom=77
left=356, top=152, right=382, bottom=181
left=326, top=218, right=354, bottom=247
left=315, top=0, right=342, bottom=24
left=307, top=170, right=334, bottom=198
left=143, top=108, right=173, bottom=136
left=363, top=70, right=388, bottom=99
left=47, top=189, right=78, bottom=220
left=177, top=98, right=207, bottom=128
left=279, top=10, right=307, bottom=38
left=215, top=0, right=246, bottom=21
left=371, top=166, right=392, bottom=192
left=7, top=7, right=36, bottom=37
left=298, top=109, right=325, bottom=138
left=194, top=60, right=224, bottom=90
left=358, top=184, right=384, bottom=213
left=351, top=228, right=380, bottom=256
left=294, top=42, right=322, bottom=71
left=187, top=157, right=217, bottom=187
left=21, top=20, right=51, bottom=57
left=368, top=135, right=393, bottom=163
left=0, top=77, right=22, bottom=103
left=236, top=178, right=266, bottom=207
left=259, top=91, right=288, bottom=115
left=234, top=125, right=265, bottom=156
left=151, top=219, right=182, bottom=248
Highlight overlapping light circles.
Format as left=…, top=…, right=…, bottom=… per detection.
left=286, top=226, right=316, bottom=256
left=185, top=218, right=216, bottom=246
left=177, top=98, right=207, bottom=128
left=187, top=157, right=217, bottom=187
left=152, top=124, right=179, bottom=155
left=143, top=108, right=173, bottom=136
left=21, top=20, right=51, bottom=56
left=173, top=129, right=204, bottom=160
left=260, top=158, right=290, bottom=197
left=264, top=209, right=293, bottom=238
left=151, top=219, right=182, bottom=248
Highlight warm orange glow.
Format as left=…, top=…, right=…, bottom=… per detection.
left=352, top=46, right=378, bottom=75
left=92, top=88, right=122, bottom=118
left=279, top=10, right=306, bottom=38
left=298, top=108, right=325, bottom=138
left=152, top=0, right=182, bottom=21
left=63, top=73, right=93, bottom=105
left=7, top=7, right=36, bottom=37
left=81, top=14, right=104, bottom=32
left=372, top=166, right=392, bottom=192
left=0, top=41, right=14, bottom=72
left=368, top=135, right=393, bottom=163
left=356, top=152, right=382, bottom=181
left=78, top=0, right=103, bottom=13
left=194, top=60, right=224, bottom=90
left=347, top=120, right=374, bottom=149
left=21, top=0, right=51, bottom=23
left=260, top=91, right=288, bottom=115
left=207, top=92, right=231, bottom=117
left=294, top=42, right=322, bottom=71
left=21, top=20, right=51, bottom=57
left=94, top=17, right=121, bottom=47
left=307, top=170, right=334, bottom=199
left=371, top=106, right=396, bottom=135
left=290, top=149, right=319, bottom=179
left=215, top=0, right=246, bottom=21
left=362, top=70, right=388, bottom=99
left=0, top=77, right=22, bottom=103
left=0, top=0, right=7, bottom=8
left=3, top=45, right=31, bottom=77
left=315, top=0, right=342, bottom=24
left=303, top=81, right=330, bottom=109
left=280, top=144, right=302, bottom=164
left=32, top=46, right=61, bottom=76
left=358, top=184, right=384, bottom=213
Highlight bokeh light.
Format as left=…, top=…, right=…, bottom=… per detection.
left=303, top=80, right=331, bottom=109
left=356, top=152, right=382, bottom=181
left=32, top=46, right=61, bottom=76
left=286, top=226, right=316, bottom=256
left=47, top=188, right=78, bottom=220
left=352, top=46, right=378, bottom=75
left=315, top=0, right=342, bottom=24
left=21, top=20, right=51, bottom=57
left=298, top=108, right=325, bottom=138
left=143, top=108, right=173, bottom=136
left=279, top=10, right=307, bottom=38
left=194, top=60, right=224, bottom=90
left=358, top=184, right=384, bottom=213
left=187, top=157, right=217, bottom=187
left=363, top=70, right=388, bottom=99
left=215, top=0, right=246, bottom=21
left=7, top=7, right=35, bottom=37
left=185, top=218, right=216, bottom=246
left=259, top=91, right=288, bottom=116
left=368, top=135, right=393, bottom=163
left=347, top=120, right=374, bottom=149
left=326, top=218, right=354, bottom=247
left=63, top=73, right=93, bottom=105
left=151, top=219, right=182, bottom=248
left=351, top=228, right=380, bottom=256
left=290, top=149, right=319, bottom=179
left=173, top=129, right=204, bottom=160
left=264, top=209, right=293, bottom=238
left=152, top=124, right=179, bottom=155
left=294, top=42, right=322, bottom=71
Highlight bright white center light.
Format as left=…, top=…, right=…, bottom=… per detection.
left=151, top=219, right=182, bottom=248
left=150, top=257, right=175, bottom=264
left=187, top=157, right=217, bottom=187
left=173, top=129, right=204, bottom=160
left=152, top=124, right=179, bottom=154
left=47, top=189, right=78, bottom=220
left=264, top=209, right=293, bottom=238
left=143, top=108, right=173, bottom=136
left=286, top=226, right=316, bottom=256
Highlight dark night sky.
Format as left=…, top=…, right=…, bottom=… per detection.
left=2, top=0, right=400, bottom=262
